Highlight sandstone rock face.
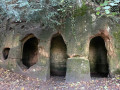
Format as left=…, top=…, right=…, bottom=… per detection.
left=0, top=12, right=120, bottom=81
left=66, top=57, right=91, bottom=82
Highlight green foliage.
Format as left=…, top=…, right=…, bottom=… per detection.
left=0, top=0, right=120, bottom=29
left=2, top=0, right=119, bottom=30
left=0, top=0, right=77, bottom=29
left=96, top=11, right=100, bottom=15
left=95, top=0, right=120, bottom=17
left=96, top=7, right=101, bottom=11
left=73, top=3, right=88, bottom=17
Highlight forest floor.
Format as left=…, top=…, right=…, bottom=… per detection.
left=0, top=68, right=120, bottom=90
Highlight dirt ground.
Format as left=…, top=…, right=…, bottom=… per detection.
left=0, top=68, right=120, bottom=90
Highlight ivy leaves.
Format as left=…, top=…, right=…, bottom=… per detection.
left=95, top=0, right=120, bottom=16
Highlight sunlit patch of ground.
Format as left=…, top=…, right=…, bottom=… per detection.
left=0, top=68, right=120, bottom=90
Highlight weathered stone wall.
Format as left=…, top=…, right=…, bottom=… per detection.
left=66, top=57, right=91, bottom=82
left=0, top=11, right=120, bottom=81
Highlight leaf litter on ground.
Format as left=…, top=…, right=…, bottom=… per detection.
left=0, top=68, right=120, bottom=90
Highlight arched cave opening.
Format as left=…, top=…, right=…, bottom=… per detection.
left=22, top=37, right=38, bottom=68
left=50, top=34, right=67, bottom=76
left=3, top=48, right=10, bottom=60
left=89, top=36, right=109, bottom=77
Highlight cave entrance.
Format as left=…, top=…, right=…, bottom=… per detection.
left=89, top=36, right=109, bottom=77
left=3, top=48, right=10, bottom=60
left=22, top=37, right=38, bottom=68
left=50, top=34, right=67, bottom=76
